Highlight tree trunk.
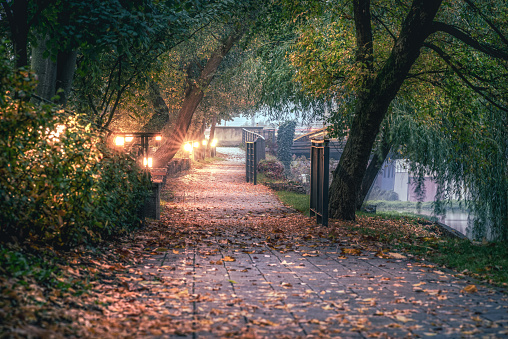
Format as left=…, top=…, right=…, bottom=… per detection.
left=142, top=81, right=172, bottom=132
left=2, top=0, right=29, bottom=67
left=31, top=35, right=57, bottom=101
left=209, top=115, right=217, bottom=142
left=356, top=131, right=391, bottom=210
left=31, top=36, right=77, bottom=105
left=329, top=0, right=442, bottom=220
left=153, top=29, right=244, bottom=167
left=207, top=115, right=217, bottom=157
left=55, top=50, right=77, bottom=106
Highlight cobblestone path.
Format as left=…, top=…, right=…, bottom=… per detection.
left=131, top=149, right=508, bottom=338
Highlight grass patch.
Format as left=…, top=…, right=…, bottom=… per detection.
left=257, top=172, right=310, bottom=215
left=421, top=239, right=508, bottom=285
left=364, top=199, right=469, bottom=213
left=357, top=210, right=439, bottom=223
left=275, top=191, right=310, bottom=215
left=192, top=156, right=225, bottom=168
left=338, top=212, right=508, bottom=287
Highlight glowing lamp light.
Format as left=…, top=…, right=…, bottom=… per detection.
left=193, top=141, right=200, bottom=148
left=143, top=157, right=153, bottom=168
left=115, top=136, right=125, bottom=146
left=184, top=143, right=193, bottom=152
left=210, top=139, right=218, bottom=147
left=155, top=135, right=162, bottom=141
left=125, top=136, right=134, bottom=142
left=202, top=139, right=208, bottom=146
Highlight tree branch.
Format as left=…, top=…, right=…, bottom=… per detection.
left=353, top=0, right=374, bottom=70
left=372, top=14, right=396, bottom=42
left=431, top=21, right=508, bottom=61
left=463, top=0, right=508, bottom=47
left=424, top=42, right=508, bottom=113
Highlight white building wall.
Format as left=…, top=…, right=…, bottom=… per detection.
left=393, top=172, right=409, bottom=202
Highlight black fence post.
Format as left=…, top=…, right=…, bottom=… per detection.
left=310, top=139, right=329, bottom=226
left=244, top=129, right=266, bottom=185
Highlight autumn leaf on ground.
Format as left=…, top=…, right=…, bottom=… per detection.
left=223, top=256, right=236, bottom=262
left=341, top=248, right=362, bottom=256
left=395, top=315, right=413, bottom=323
left=387, top=252, right=407, bottom=259
left=281, top=282, right=293, bottom=288
left=461, top=284, right=478, bottom=293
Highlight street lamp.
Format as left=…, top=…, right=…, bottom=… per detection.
left=143, top=157, right=153, bottom=168
left=184, top=142, right=193, bottom=153
left=115, top=136, right=125, bottom=146
left=112, top=132, right=161, bottom=168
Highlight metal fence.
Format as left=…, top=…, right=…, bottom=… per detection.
left=310, top=139, right=329, bottom=226
left=243, top=129, right=266, bottom=184
left=242, top=128, right=266, bottom=162
left=246, top=142, right=258, bottom=184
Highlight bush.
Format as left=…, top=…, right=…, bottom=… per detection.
left=366, top=186, right=399, bottom=201
left=258, top=159, right=285, bottom=180
left=0, top=46, right=150, bottom=247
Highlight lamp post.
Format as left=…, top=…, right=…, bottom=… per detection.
left=112, top=132, right=162, bottom=168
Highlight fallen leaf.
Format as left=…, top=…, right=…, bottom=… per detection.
left=223, top=256, right=236, bottom=262
left=461, top=284, right=478, bottom=293
left=387, top=252, right=407, bottom=259
left=341, top=248, right=362, bottom=256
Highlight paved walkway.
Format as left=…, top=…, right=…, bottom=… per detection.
left=131, top=148, right=508, bottom=338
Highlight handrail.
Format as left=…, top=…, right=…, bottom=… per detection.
left=242, top=128, right=265, bottom=144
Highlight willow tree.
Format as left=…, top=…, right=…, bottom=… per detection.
left=323, top=0, right=508, bottom=235
left=253, top=0, right=507, bottom=238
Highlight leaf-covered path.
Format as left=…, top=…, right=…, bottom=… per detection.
left=86, top=149, right=508, bottom=338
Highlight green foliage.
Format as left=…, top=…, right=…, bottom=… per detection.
left=422, top=240, right=508, bottom=286
left=258, top=159, right=285, bottom=180
left=390, top=94, right=508, bottom=240
left=0, top=46, right=150, bottom=247
left=0, top=246, right=58, bottom=287
left=276, top=121, right=296, bottom=174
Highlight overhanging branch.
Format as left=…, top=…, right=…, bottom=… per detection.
left=431, top=21, right=508, bottom=61
left=424, top=42, right=508, bottom=113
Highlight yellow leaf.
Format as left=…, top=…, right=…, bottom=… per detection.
left=395, top=315, right=413, bottom=323
left=223, top=256, right=236, bottom=262
left=388, top=252, right=407, bottom=259
left=461, top=284, right=478, bottom=293
left=341, top=248, right=362, bottom=256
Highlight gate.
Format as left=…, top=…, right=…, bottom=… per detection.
left=310, top=139, right=329, bottom=226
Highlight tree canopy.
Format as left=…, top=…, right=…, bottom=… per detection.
left=249, top=0, right=507, bottom=239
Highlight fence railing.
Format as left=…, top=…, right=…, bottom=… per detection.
left=242, top=128, right=266, bottom=161
left=246, top=142, right=258, bottom=184
left=310, top=139, right=329, bottom=226
left=243, top=129, right=266, bottom=184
